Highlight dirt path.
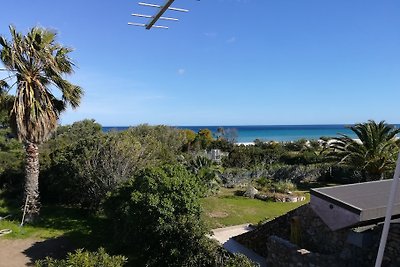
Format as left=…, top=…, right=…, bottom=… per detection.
left=0, top=237, right=75, bottom=267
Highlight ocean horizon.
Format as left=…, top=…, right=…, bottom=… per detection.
left=102, top=124, right=400, bottom=143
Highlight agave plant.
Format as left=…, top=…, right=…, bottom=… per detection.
left=0, top=25, right=83, bottom=222
left=187, top=156, right=223, bottom=195
left=329, top=120, right=400, bottom=181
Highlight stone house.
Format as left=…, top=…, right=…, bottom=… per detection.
left=234, top=181, right=400, bottom=267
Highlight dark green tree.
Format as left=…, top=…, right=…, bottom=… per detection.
left=104, top=165, right=216, bottom=266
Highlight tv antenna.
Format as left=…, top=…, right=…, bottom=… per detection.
left=129, top=0, right=189, bottom=30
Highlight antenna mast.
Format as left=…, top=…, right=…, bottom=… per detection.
left=128, top=0, right=189, bottom=30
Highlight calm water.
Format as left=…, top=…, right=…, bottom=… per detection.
left=103, top=125, right=364, bottom=142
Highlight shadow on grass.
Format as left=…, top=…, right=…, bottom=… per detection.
left=0, top=190, right=22, bottom=217
left=0, top=205, right=118, bottom=265
left=33, top=206, right=113, bottom=251
left=0, top=198, right=114, bottom=252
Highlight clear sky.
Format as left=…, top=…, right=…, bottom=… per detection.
left=1, top=0, right=399, bottom=126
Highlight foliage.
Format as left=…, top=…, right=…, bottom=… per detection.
left=182, top=127, right=236, bottom=152
left=223, top=143, right=299, bottom=169
left=187, top=156, right=223, bottom=195
left=329, top=120, right=400, bottom=181
left=39, top=120, right=104, bottom=207
left=40, top=122, right=187, bottom=210
left=35, top=248, right=127, bottom=267
left=283, top=139, right=309, bottom=152
left=255, top=176, right=273, bottom=190
left=223, top=139, right=326, bottom=170
left=272, top=180, right=297, bottom=193
left=104, top=165, right=215, bottom=266
left=222, top=146, right=261, bottom=169
left=209, top=138, right=234, bottom=152
left=221, top=163, right=330, bottom=188
left=181, top=129, right=197, bottom=151
left=215, top=127, right=238, bottom=144
left=0, top=127, right=24, bottom=193
left=194, top=128, right=214, bottom=150
left=268, top=164, right=330, bottom=183
left=0, top=25, right=83, bottom=144
left=0, top=92, right=14, bottom=128
left=0, top=25, right=83, bottom=222
left=224, top=254, right=258, bottom=267
left=221, top=168, right=253, bottom=187
left=0, top=95, right=24, bottom=197
left=279, top=150, right=322, bottom=165
left=126, top=124, right=186, bottom=163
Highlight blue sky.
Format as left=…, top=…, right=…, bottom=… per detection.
left=1, top=0, right=399, bottom=126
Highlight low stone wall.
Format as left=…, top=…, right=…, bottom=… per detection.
left=267, top=236, right=344, bottom=267
left=255, top=193, right=306, bottom=203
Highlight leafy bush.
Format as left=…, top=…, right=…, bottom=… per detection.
left=40, top=122, right=187, bottom=210
left=255, top=176, right=273, bottom=188
left=187, top=156, right=223, bottom=195
left=0, top=128, right=24, bottom=196
left=273, top=180, right=297, bottom=193
left=224, top=254, right=259, bottom=267
left=104, top=165, right=215, bottom=266
left=35, top=248, right=127, bottom=267
left=283, top=139, right=308, bottom=151
left=268, top=164, right=330, bottom=183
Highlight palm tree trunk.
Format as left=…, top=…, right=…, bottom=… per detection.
left=23, top=142, right=40, bottom=223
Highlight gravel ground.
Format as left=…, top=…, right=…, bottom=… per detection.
left=0, top=237, right=75, bottom=267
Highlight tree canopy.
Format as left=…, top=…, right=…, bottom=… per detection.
left=329, top=120, right=400, bottom=181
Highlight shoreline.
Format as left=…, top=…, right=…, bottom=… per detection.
left=235, top=138, right=362, bottom=146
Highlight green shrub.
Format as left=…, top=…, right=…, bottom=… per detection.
left=0, top=128, right=24, bottom=196
left=40, top=122, right=187, bottom=210
left=273, top=180, right=297, bottom=193
left=34, top=248, right=127, bottom=267
left=224, top=254, right=259, bottom=267
left=104, top=165, right=215, bottom=266
left=255, top=176, right=273, bottom=189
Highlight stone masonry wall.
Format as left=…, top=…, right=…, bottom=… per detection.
left=234, top=204, right=400, bottom=266
left=267, top=235, right=345, bottom=267
left=234, top=204, right=348, bottom=257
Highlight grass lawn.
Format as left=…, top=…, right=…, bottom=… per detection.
left=0, top=198, right=109, bottom=249
left=201, top=188, right=310, bottom=228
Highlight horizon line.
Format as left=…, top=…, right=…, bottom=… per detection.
left=101, top=123, right=400, bottom=128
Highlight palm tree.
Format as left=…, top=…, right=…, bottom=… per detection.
left=329, top=120, right=400, bottom=181
left=0, top=25, right=83, bottom=222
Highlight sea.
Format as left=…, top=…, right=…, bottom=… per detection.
left=102, top=124, right=374, bottom=143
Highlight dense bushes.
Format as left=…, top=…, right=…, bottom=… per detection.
left=0, top=128, right=24, bottom=196
left=104, top=164, right=258, bottom=266
left=186, top=156, right=223, bottom=195
left=223, top=140, right=326, bottom=169
left=35, top=248, right=127, bottom=267
left=104, top=165, right=217, bottom=266
left=39, top=122, right=187, bottom=210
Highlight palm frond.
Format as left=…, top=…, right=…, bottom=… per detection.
left=0, top=25, right=83, bottom=143
left=328, top=120, right=400, bottom=181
